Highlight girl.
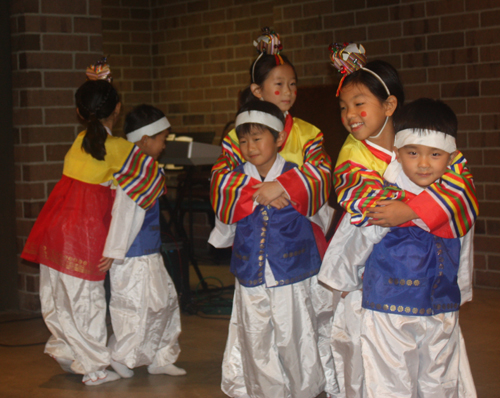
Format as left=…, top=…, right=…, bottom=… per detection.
left=21, top=60, right=166, bottom=386
left=210, top=28, right=337, bottom=396
left=103, top=104, right=185, bottom=378
left=209, top=100, right=327, bottom=398
left=319, top=43, right=478, bottom=398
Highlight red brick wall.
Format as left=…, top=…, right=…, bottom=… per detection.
left=11, top=0, right=103, bottom=311
left=11, top=0, right=500, bottom=310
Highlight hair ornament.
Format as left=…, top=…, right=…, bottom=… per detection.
left=254, top=27, right=283, bottom=56
left=86, top=56, right=113, bottom=82
left=329, top=42, right=390, bottom=98
left=252, top=27, right=284, bottom=83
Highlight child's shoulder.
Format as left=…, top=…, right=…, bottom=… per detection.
left=291, top=116, right=321, bottom=135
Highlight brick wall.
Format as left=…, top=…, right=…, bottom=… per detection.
left=11, top=0, right=500, bottom=310
left=11, top=0, right=103, bottom=311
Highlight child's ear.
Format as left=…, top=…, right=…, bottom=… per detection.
left=384, top=95, right=398, bottom=117
left=276, top=130, right=286, bottom=147
left=140, top=135, right=149, bottom=146
left=448, top=150, right=458, bottom=166
left=394, top=146, right=402, bottom=163
left=250, top=83, right=262, bottom=99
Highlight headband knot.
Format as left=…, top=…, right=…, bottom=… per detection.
left=86, top=56, right=113, bottom=82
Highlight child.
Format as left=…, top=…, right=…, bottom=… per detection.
left=209, top=100, right=328, bottom=398
left=21, top=60, right=166, bottom=385
left=210, top=28, right=337, bottom=395
left=102, top=104, right=186, bottom=378
left=210, top=27, right=332, bottom=251
left=360, top=98, right=476, bottom=397
left=318, top=43, right=478, bottom=398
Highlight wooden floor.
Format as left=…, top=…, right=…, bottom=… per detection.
left=0, top=264, right=499, bottom=398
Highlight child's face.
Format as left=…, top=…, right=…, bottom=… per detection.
left=137, top=129, right=169, bottom=160
left=339, top=83, right=395, bottom=141
left=396, top=144, right=456, bottom=188
left=239, top=126, right=285, bottom=177
left=251, top=64, right=297, bottom=113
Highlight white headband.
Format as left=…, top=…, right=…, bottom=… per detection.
left=395, top=128, right=457, bottom=153
left=235, top=110, right=284, bottom=132
left=126, top=117, right=171, bottom=143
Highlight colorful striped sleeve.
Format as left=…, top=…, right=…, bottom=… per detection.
left=406, top=151, right=478, bottom=238
left=276, top=131, right=332, bottom=217
left=334, top=160, right=406, bottom=226
left=114, top=145, right=166, bottom=210
left=210, top=133, right=259, bottom=224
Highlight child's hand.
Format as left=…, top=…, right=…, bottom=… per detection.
left=252, top=181, right=285, bottom=206
left=367, top=200, right=418, bottom=227
left=98, top=257, right=114, bottom=272
left=269, top=195, right=290, bottom=210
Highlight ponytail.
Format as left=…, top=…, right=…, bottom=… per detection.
left=75, top=80, right=119, bottom=160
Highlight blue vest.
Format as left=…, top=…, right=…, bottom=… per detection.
left=126, top=200, right=161, bottom=258
left=362, top=227, right=461, bottom=316
left=230, top=162, right=321, bottom=288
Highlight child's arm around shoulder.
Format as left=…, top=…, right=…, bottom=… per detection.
left=273, top=118, right=332, bottom=217
left=334, top=136, right=406, bottom=227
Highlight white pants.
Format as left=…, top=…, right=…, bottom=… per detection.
left=108, top=253, right=181, bottom=369
left=222, top=277, right=326, bottom=398
left=40, top=264, right=110, bottom=381
left=361, top=310, right=476, bottom=398
left=330, top=289, right=365, bottom=398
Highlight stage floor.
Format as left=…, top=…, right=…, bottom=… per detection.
left=1, top=266, right=499, bottom=398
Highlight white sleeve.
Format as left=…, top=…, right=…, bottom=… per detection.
left=458, top=226, right=474, bottom=305
left=102, top=185, right=146, bottom=261
left=318, top=213, right=388, bottom=291
left=208, top=217, right=236, bottom=248
left=308, top=203, right=334, bottom=235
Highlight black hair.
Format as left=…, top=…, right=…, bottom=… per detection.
left=394, top=98, right=458, bottom=138
left=235, top=100, right=285, bottom=141
left=124, top=104, right=166, bottom=136
left=342, top=60, right=405, bottom=114
left=75, top=80, right=119, bottom=160
left=239, top=53, right=297, bottom=106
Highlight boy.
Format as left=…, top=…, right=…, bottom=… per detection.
left=360, top=98, right=476, bottom=397
left=102, top=105, right=185, bottom=378
left=209, top=100, right=335, bottom=398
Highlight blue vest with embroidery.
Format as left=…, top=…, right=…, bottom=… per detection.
left=230, top=162, right=321, bottom=288
left=362, top=227, right=461, bottom=316
left=126, top=200, right=161, bottom=258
